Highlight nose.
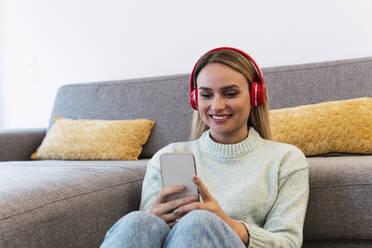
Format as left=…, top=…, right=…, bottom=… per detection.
left=211, top=94, right=225, bottom=111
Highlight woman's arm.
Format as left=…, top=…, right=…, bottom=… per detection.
left=241, top=149, right=309, bottom=248
left=174, top=148, right=309, bottom=248
left=139, top=163, right=163, bottom=212
left=174, top=175, right=250, bottom=245
left=227, top=219, right=250, bottom=246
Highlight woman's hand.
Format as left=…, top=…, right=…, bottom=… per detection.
left=173, top=175, right=250, bottom=245
left=149, top=185, right=199, bottom=228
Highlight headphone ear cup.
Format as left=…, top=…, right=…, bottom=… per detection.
left=190, top=89, right=198, bottom=110
left=251, top=81, right=266, bottom=107
left=250, top=82, right=258, bottom=108
left=259, top=84, right=266, bottom=106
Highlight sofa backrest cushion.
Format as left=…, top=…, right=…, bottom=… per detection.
left=49, top=74, right=194, bottom=158
left=263, top=56, right=372, bottom=109
left=49, top=57, right=372, bottom=158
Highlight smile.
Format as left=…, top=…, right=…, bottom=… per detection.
left=210, top=114, right=232, bottom=120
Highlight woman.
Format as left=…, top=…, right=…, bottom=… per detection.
left=100, top=47, right=309, bottom=248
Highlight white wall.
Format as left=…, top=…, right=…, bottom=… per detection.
left=1, top=0, right=372, bottom=129
left=0, top=0, right=4, bottom=128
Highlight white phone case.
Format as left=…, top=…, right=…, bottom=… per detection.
left=160, top=152, right=199, bottom=202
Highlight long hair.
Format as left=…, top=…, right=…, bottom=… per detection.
left=189, top=49, right=272, bottom=141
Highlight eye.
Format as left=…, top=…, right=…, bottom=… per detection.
left=225, top=92, right=238, bottom=97
left=199, top=91, right=212, bottom=98
left=200, top=94, right=212, bottom=98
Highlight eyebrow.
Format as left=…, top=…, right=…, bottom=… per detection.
left=198, top=85, right=240, bottom=91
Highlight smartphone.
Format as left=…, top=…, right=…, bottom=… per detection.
left=160, top=152, right=199, bottom=202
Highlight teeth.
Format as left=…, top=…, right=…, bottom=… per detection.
left=212, top=115, right=230, bottom=120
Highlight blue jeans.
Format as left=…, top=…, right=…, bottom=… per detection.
left=99, top=210, right=246, bottom=248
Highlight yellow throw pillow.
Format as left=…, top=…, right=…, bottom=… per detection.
left=31, top=116, right=155, bottom=160
left=270, top=97, right=372, bottom=156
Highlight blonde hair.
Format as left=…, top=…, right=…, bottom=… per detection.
left=189, top=49, right=272, bottom=141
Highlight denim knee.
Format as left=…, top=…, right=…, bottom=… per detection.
left=104, top=211, right=166, bottom=239
left=165, top=210, right=245, bottom=248
left=122, top=211, right=158, bottom=225
left=184, top=210, right=220, bottom=224
left=101, top=211, right=170, bottom=248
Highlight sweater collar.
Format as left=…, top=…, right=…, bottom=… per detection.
left=200, top=127, right=263, bottom=159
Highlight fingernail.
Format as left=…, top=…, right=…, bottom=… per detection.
left=178, top=186, right=185, bottom=191
left=173, top=209, right=180, bottom=216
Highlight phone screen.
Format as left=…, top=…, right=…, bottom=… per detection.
left=160, top=152, right=199, bottom=202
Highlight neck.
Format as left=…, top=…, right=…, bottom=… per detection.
left=200, top=127, right=262, bottom=160
left=209, top=129, right=249, bottom=144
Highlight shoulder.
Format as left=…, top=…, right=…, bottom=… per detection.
left=250, top=127, right=306, bottom=163
left=259, top=139, right=308, bottom=176
left=264, top=139, right=306, bottom=159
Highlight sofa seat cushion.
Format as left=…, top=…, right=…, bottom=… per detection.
left=304, top=155, right=372, bottom=241
left=0, top=160, right=148, bottom=248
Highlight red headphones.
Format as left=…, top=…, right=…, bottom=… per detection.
left=189, top=47, right=266, bottom=110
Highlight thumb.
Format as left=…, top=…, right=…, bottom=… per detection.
left=193, top=175, right=212, bottom=201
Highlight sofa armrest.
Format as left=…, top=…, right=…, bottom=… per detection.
left=0, top=128, right=46, bottom=161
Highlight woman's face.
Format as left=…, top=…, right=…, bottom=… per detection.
left=197, top=63, right=251, bottom=144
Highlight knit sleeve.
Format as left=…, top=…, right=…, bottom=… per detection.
left=139, top=155, right=164, bottom=212
left=139, top=162, right=163, bottom=212
left=243, top=147, right=309, bottom=248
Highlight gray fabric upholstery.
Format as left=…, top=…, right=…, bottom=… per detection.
left=1, top=56, right=371, bottom=248
left=0, top=160, right=148, bottom=248
left=0, top=128, right=46, bottom=161
left=49, top=75, right=194, bottom=159
left=304, top=156, right=372, bottom=240
left=303, top=240, right=372, bottom=248
left=48, top=57, right=372, bottom=159
left=262, top=57, right=372, bottom=109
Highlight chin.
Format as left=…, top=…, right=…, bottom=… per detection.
left=209, top=127, right=234, bottom=136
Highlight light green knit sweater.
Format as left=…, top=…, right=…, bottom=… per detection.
left=140, top=127, right=309, bottom=248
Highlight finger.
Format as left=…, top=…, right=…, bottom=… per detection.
left=173, top=201, right=202, bottom=217
left=153, top=194, right=198, bottom=216
left=192, top=175, right=212, bottom=201
left=161, top=213, right=178, bottom=223
left=162, top=194, right=199, bottom=214
left=168, top=221, right=177, bottom=228
left=156, top=185, right=185, bottom=203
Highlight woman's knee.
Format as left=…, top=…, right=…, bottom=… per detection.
left=123, top=211, right=153, bottom=222
left=178, top=209, right=222, bottom=228
left=104, top=211, right=165, bottom=238
left=101, top=211, right=170, bottom=248
left=165, top=210, right=244, bottom=247
left=120, top=210, right=165, bottom=227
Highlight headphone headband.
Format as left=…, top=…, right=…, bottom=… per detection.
left=189, top=47, right=265, bottom=110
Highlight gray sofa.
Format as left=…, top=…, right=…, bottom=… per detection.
left=1, top=57, right=371, bottom=248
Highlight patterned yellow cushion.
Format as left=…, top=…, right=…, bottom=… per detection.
left=270, top=97, right=372, bottom=156
left=31, top=116, right=155, bottom=160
